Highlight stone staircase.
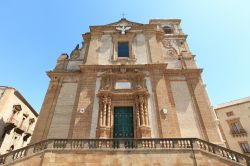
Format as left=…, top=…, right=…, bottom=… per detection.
left=0, top=138, right=249, bottom=165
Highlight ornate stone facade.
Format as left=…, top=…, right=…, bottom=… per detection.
left=0, top=86, right=38, bottom=155
left=1, top=19, right=249, bottom=166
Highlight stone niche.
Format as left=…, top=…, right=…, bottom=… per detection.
left=96, top=67, right=151, bottom=138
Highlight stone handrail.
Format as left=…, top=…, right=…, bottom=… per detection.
left=0, top=138, right=249, bottom=165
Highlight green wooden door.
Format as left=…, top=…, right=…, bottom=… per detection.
left=113, top=107, right=134, bottom=138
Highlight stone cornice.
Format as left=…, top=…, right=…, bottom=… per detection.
left=80, top=64, right=167, bottom=72
left=165, top=68, right=203, bottom=78
left=47, top=71, right=81, bottom=79
left=214, top=96, right=250, bottom=110
left=149, top=19, right=181, bottom=25
left=82, top=33, right=91, bottom=42
left=90, top=24, right=157, bottom=33
left=47, top=66, right=201, bottom=79
left=156, top=31, right=187, bottom=41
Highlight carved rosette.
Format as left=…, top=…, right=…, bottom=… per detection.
left=162, top=39, right=178, bottom=58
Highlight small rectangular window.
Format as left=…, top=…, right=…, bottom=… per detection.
left=240, top=142, right=250, bottom=153
left=118, top=42, right=129, bottom=57
left=115, top=82, right=131, bottom=89
left=226, top=111, right=234, bottom=117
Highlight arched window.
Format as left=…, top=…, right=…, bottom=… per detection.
left=163, top=26, right=173, bottom=34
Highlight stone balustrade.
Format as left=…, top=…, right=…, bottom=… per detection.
left=0, top=138, right=249, bottom=165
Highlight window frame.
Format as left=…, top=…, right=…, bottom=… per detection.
left=163, top=26, right=173, bottom=34
left=115, top=81, right=132, bottom=89
left=118, top=42, right=129, bottom=58
left=111, top=33, right=136, bottom=63
left=227, top=118, right=246, bottom=137
left=239, top=142, right=250, bottom=153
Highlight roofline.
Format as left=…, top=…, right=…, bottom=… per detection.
left=0, top=86, right=38, bottom=117
left=0, top=86, right=15, bottom=90
left=14, top=90, right=38, bottom=117
left=214, top=96, right=250, bottom=110
left=149, top=19, right=181, bottom=24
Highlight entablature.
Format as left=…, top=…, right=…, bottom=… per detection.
left=79, top=64, right=167, bottom=72
left=165, top=68, right=203, bottom=79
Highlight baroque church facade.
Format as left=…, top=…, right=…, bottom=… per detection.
left=1, top=19, right=250, bottom=166
left=32, top=18, right=223, bottom=142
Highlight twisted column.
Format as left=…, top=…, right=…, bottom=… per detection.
left=102, top=96, right=107, bottom=126
left=107, top=97, right=111, bottom=127
left=139, top=95, right=145, bottom=126
left=98, top=95, right=112, bottom=128
left=143, top=97, right=149, bottom=126
left=98, top=99, right=103, bottom=127
left=135, top=97, right=140, bottom=127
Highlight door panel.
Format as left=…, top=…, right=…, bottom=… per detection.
left=113, top=107, right=134, bottom=138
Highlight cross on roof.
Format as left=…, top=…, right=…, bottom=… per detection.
left=121, top=12, right=127, bottom=19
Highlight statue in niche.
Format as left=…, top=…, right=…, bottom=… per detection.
left=70, top=44, right=80, bottom=60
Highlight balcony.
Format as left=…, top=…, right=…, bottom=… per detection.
left=6, top=118, right=18, bottom=127
left=0, top=138, right=249, bottom=165
left=231, top=129, right=247, bottom=137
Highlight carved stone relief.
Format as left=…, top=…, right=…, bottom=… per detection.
left=162, top=38, right=178, bottom=58
left=96, top=68, right=151, bottom=138
left=70, top=44, right=81, bottom=60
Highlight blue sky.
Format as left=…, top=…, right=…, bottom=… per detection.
left=0, top=0, right=249, bottom=112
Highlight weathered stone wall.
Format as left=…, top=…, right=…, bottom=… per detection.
left=150, top=70, right=181, bottom=138
left=170, top=78, right=202, bottom=138
left=31, top=78, right=62, bottom=143
left=188, top=77, right=222, bottom=143
left=47, top=80, right=78, bottom=138
left=70, top=70, right=97, bottom=139
left=98, top=35, right=113, bottom=65
left=215, top=99, right=250, bottom=154
left=133, top=33, right=148, bottom=64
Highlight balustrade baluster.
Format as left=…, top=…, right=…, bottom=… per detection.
left=0, top=138, right=249, bottom=166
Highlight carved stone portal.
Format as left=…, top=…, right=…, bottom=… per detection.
left=96, top=69, right=151, bottom=138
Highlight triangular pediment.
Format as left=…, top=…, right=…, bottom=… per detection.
left=106, top=18, right=143, bottom=26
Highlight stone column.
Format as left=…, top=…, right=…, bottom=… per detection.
left=143, top=97, right=149, bottom=126
left=134, top=91, right=151, bottom=138
left=107, top=97, right=111, bottom=127
left=102, top=96, right=107, bottom=126
left=97, top=92, right=112, bottom=138
left=98, top=99, right=103, bottom=127
left=135, top=97, right=141, bottom=127
left=139, top=95, right=145, bottom=126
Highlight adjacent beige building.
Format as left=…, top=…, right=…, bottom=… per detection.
left=0, top=18, right=249, bottom=166
left=0, top=86, right=38, bottom=154
left=214, top=97, right=250, bottom=156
